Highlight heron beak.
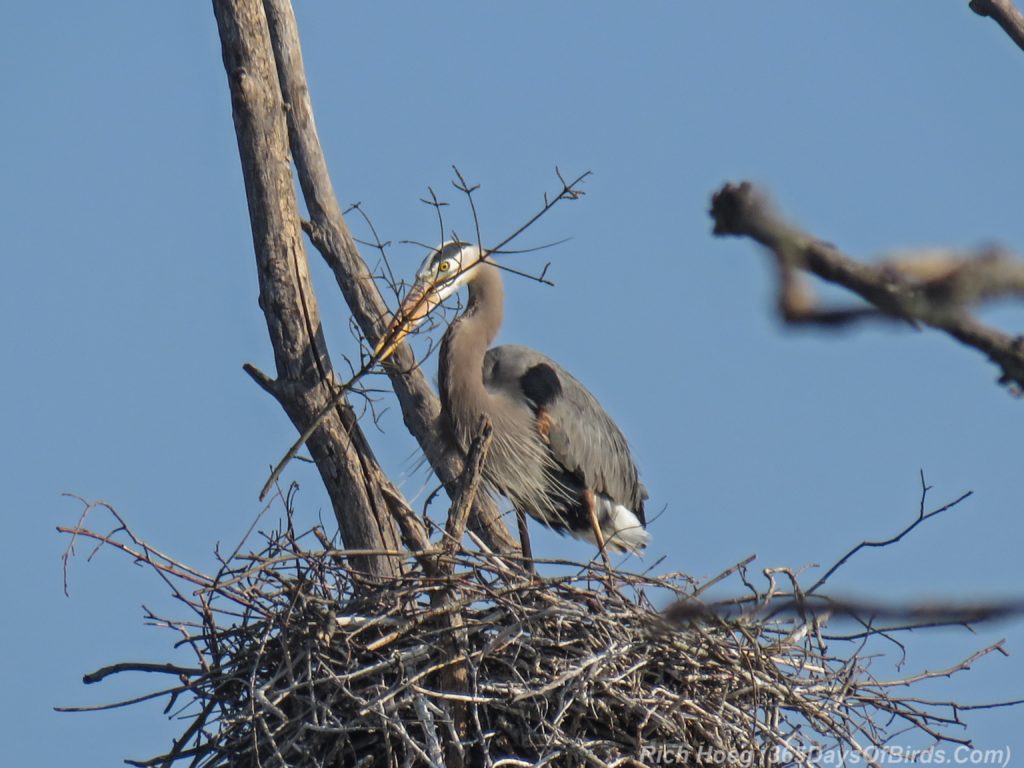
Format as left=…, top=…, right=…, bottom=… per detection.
left=374, top=280, right=440, bottom=363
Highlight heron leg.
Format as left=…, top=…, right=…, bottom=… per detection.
left=515, top=507, right=536, bottom=575
left=584, top=490, right=613, bottom=572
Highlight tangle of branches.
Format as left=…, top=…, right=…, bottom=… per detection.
left=58, top=476, right=1021, bottom=768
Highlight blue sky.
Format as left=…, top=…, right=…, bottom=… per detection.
left=3, top=2, right=1022, bottom=764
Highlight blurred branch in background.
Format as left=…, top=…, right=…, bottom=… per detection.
left=668, top=474, right=1024, bottom=638
left=706, top=1, right=1024, bottom=395
left=710, top=181, right=1024, bottom=394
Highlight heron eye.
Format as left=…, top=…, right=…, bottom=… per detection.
left=438, top=260, right=451, bottom=273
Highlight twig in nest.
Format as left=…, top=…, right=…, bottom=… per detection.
left=57, top=496, right=1020, bottom=768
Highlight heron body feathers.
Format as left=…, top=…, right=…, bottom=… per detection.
left=397, top=241, right=650, bottom=555
left=435, top=254, right=648, bottom=554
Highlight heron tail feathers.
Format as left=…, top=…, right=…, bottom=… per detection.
left=586, top=495, right=650, bottom=555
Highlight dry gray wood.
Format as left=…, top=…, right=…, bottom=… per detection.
left=440, top=419, right=494, bottom=568
left=970, top=0, right=1024, bottom=51
left=211, top=0, right=403, bottom=580
left=262, top=0, right=519, bottom=556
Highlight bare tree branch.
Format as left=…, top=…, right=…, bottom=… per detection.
left=807, top=471, right=972, bottom=595
left=428, top=419, right=493, bottom=768
left=970, top=0, right=1024, bottom=51
left=261, top=0, right=519, bottom=556
left=710, top=181, right=1024, bottom=393
left=440, top=418, right=493, bottom=569
left=211, top=0, right=402, bottom=580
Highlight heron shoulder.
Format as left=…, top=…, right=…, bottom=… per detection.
left=483, top=344, right=647, bottom=516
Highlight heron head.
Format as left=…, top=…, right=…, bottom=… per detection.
left=375, top=241, right=484, bottom=361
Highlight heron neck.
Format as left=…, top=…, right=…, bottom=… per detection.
left=440, top=259, right=504, bottom=441
left=463, top=259, right=504, bottom=347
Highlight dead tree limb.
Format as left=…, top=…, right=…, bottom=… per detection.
left=261, top=0, right=519, bottom=556
left=429, top=419, right=492, bottom=768
left=211, top=0, right=403, bottom=580
left=970, top=0, right=1024, bottom=51
left=440, top=418, right=494, bottom=570
left=710, top=181, right=1024, bottom=393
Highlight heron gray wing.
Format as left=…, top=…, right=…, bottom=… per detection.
left=484, top=344, right=647, bottom=519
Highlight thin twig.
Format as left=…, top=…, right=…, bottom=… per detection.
left=806, top=472, right=972, bottom=595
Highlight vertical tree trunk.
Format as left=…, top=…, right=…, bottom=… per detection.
left=211, top=0, right=402, bottom=580
left=262, top=0, right=520, bottom=557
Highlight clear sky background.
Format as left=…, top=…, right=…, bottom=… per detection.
left=3, top=2, right=1022, bottom=765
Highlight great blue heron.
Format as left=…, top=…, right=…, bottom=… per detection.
left=377, top=241, right=649, bottom=558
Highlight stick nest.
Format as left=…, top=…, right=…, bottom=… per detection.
left=61, top=496, right=1011, bottom=768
